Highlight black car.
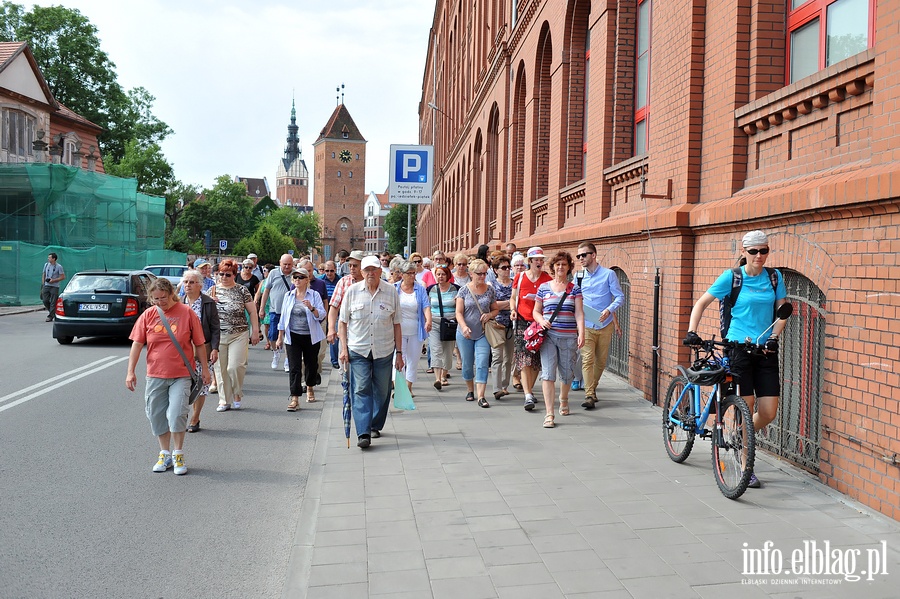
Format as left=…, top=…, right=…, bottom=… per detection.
left=52, top=270, right=156, bottom=345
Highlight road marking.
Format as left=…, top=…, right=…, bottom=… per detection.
left=0, top=356, right=129, bottom=413
left=0, top=356, right=122, bottom=405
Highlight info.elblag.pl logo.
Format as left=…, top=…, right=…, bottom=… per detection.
left=742, top=540, right=889, bottom=584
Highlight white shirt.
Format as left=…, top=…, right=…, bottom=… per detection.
left=339, top=279, right=400, bottom=359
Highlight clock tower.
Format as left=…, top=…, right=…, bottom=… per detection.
left=313, top=103, right=366, bottom=261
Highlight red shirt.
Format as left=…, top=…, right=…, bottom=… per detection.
left=513, top=271, right=552, bottom=321
left=130, top=303, right=205, bottom=379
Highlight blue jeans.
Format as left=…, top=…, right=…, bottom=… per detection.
left=456, top=332, right=491, bottom=384
left=348, top=350, right=393, bottom=437
left=329, top=338, right=339, bottom=365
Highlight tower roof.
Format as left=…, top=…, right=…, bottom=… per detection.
left=282, top=97, right=302, bottom=170
left=315, top=103, right=366, bottom=144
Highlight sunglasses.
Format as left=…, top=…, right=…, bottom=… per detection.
left=413, top=260, right=422, bottom=264
left=745, top=248, right=770, bottom=255
left=292, top=274, right=307, bottom=279
left=219, top=272, right=234, bottom=278
left=324, top=269, right=335, bottom=272
left=473, top=271, right=487, bottom=275
left=575, top=252, right=593, bottom=259
left=498, top=266, right=510, bottom=271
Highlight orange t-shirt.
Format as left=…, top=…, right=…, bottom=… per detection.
left=513, top=271, right=552, bottom=321
left=130, top=303, right=205, bottom=379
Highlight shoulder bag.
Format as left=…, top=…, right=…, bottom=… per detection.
left=472, top=284, right=505, bottom=349
left=156, top=306, right=203, bottom=405
left=436, top=285, right=458, bottom=341
left=523, top=284, right=571, bottom=353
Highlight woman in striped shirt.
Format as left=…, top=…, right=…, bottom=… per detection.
left=533, top=251, right=585, bottom=428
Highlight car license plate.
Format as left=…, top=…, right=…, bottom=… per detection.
left=79, top=303, right=109, bottom=312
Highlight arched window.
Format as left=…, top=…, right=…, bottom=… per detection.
left=534, top=24, right=553, bottom=200
left=564, top=0, right=591, bottom=184
left=757, top=270, right=826, bottom=473
left=337, top=171, right=341, bottom=178
left=1, top=108, right=36, bottom=158
left=512, top=62, right=527, bottom=212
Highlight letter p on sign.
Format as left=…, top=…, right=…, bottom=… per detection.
left=395, top=150, right=429, bottom=183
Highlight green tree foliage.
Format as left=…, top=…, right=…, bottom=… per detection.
left=165, top=226, right=203, bottom=255
left=384, top=204, right=417, bottom=255
left=234, top=223, right=295, bottom=266
left=263, top=207, right=321, bottom=254
left=105, top=139, right=174, bottom=196
left=0, top=2, right=172, bottom=163
left=163, top=181, right=199, bottom=235
left=177, top=175, right=254, bottom=243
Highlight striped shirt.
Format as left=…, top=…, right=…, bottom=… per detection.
left=536, top=282, right=582, bottom=335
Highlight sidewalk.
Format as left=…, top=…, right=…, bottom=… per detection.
left=0, top=305, right=42, bottom=316
left=285, top=361, right=900, bottom=598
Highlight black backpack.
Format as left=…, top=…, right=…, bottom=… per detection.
left=719, top=267, right=778, bottom=339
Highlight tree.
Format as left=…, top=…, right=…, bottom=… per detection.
left=105, top=139, right=174, bottom=196
left=262, top=207, right=321, bottom=253
left=384, top=204, right=417, bottom=255
left=165, top=226, right=203, bottom=255
left=164, top=181, right=199, bottom=235
left=177, top=175, right=254, bottom=243
left=234, top=223, right=295, bottom=265
left=0, top=3, right=172, bottom=163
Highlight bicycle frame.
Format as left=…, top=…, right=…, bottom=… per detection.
left=667, top=378, right=721, bottom=439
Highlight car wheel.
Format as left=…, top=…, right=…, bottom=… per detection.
left=56, top=336, right=74, bottom=345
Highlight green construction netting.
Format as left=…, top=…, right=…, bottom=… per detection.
left=0, top=163, right=185, bottom=305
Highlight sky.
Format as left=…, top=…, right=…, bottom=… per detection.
left=28, top=0, right=435, bottom=201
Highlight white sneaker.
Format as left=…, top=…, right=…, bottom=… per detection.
left=284, top=358, right=290, bottom=372
left=152, top=451, right=172, bottom=472
left=271, top=350, right=280, bottom=370
left=172, top=452, right=187, bottom=475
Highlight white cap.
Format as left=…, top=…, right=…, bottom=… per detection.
left=361, top=256, right=381, bottom=270
left=742, top=230, right=769, bottom=247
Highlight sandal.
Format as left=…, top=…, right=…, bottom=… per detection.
left=186, top=422, right=200, bottom=433
left=465, top=391, right=475, bottom=401
left=441, top=377, right=450, bottom=386
left=559, top=399, right=570, bottom=416
left=287, top=397, right=299, bottom=411
left=306, top=390, right=316, bottom=403
left=426, top=367, right=435, bottom=374
left=477, top=397, right=490, bottom=408
left=543, top=414, right=555, bottom=428
left=513, top=383, right=523, bottom=391
left=493, top=390, right=504, bottom=400
left=434, top=381, right=442, bottom=390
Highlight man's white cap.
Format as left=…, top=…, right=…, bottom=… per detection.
left=361, top=256, right=381, bottom=270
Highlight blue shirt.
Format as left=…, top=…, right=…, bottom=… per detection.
left=578, top=265, right=624, bottom=329
left=707, top=267, right=787, bottom=343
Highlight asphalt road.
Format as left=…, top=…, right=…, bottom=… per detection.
left=0, top=312, right=323, bottom=599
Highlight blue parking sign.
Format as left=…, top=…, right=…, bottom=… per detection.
left=389, top=145, right=434, bottom=205
left=394, top=150, right=429, bottom=183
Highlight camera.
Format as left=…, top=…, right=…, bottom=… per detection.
left=45, top=278, right=51, bottom=283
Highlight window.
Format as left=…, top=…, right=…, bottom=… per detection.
left=1, top=108, right=35, bottom=158
left=788, top=0, right=874, bottom=83
left=349, top=171, right=353, bottom=178
left=355, top=153, right=359, bottom=160
left=63, top=139, right=79, bottom=166
left=337, top=171, right=341, bottom=178
left=634, top=0, right=652, bottom=156
left=342, top=132, right=349, bottom=138
left=331, top=152, right=335, bottom=158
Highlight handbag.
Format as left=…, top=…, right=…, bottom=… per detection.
left=436, top=285, right=458, bottom=341
left=156, top=306, right=203, bottom=405
left=472, top=285, right=505, bottom=349
left=523, top=286, right=570, bottom=353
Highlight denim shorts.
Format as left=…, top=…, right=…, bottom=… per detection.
left=539, top=331, right=578, bottom=383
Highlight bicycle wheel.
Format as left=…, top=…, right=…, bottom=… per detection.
left=712, top=395, right=755, bottom=499
left=662, top=376, right=695, bottom=463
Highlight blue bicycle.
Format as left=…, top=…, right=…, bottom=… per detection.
left=664, top=303, right=793, bottom=499
left=662, top=340, right=755, bottom=499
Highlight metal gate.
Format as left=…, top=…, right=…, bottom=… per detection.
left=756, top=270, right=826, bottom=472
left=607, top=268, right=630, bottom=378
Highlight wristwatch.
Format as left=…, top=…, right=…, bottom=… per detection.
left=396, top=350, right=403, bottom=355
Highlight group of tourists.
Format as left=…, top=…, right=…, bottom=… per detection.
left=124, top=228, right=786, bottom=487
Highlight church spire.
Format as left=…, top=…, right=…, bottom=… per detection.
left=284, top=96, right=301, bottom=164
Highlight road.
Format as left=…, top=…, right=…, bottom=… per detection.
left=0, top=311, right=323, bottom=599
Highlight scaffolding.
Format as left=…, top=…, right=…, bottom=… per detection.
left=0, top=163, right=185, bottom=305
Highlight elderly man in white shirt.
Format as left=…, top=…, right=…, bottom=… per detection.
left=339, top=255, right=405, bottom=448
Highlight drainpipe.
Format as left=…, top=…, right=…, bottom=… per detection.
left=652, top=267, right=660, bottom=405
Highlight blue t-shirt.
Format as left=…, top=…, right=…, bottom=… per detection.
left=707, top=267, right=787, bottom=343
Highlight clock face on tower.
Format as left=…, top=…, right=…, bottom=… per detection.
left=339, top=149, right=352, bottom=163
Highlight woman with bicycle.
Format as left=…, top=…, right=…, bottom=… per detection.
left=684, top=230, right=787, bottom=488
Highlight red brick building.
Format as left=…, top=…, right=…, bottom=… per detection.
left=417, top=0, right=898, bottom=519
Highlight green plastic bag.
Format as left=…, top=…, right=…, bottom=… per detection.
left=393, top=370, right=416, bottom=410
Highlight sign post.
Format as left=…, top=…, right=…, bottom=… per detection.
left=389, top=144, right=434, bottom=254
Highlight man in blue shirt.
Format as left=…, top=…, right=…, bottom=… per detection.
left=576, top=242, right=624, bottom=409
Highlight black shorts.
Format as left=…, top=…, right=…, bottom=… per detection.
left=727, top=346, right=780, bottom=398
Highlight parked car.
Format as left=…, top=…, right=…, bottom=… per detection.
left=142, top=264, right=189, bottom=286
left=52, top=270, right=156, bottom=345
